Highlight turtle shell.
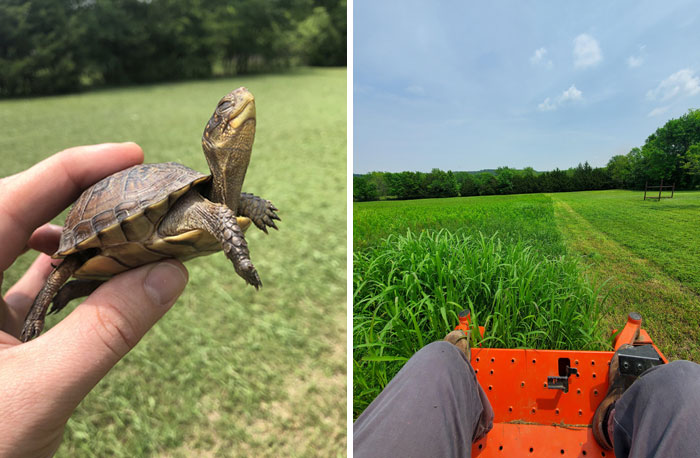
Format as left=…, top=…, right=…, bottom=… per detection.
left=56, top=162, right=212, bottom=279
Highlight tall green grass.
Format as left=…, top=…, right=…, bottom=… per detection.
left=354, top=194, right=566, bottom=257
left=353, top=230, right=607, bottom=418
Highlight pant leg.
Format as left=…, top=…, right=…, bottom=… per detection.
left=354, top=341, right=493, bottom=458
left=612, top=360, right=700, bottom=458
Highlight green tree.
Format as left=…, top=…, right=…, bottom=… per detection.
left=607, top=155, right=632, bottom=188
left=353, top=175, right=378, bottom=202
left=294, top=0, right=346, bottom=66
left=457, top=173, right=479, bottom=196
left=0, top=0, right=86, bottom=96
left=495, top=167, right=515, bottom=194
left=641, top=109, right=700, bottom=187
left=682, top=143, right=700, bottom=181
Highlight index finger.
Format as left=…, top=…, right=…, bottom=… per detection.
left=0, top=143, right=144, bottom=271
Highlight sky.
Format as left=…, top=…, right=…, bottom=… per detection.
left=353, top=1, right=700, bottom=173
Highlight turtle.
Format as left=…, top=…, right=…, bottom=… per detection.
left=20, top=87, right=280, bottom=342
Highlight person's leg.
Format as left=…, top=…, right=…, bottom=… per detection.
left=353, top=341, right=492, bottom=458
left=612, top=360, right=700, bottom=458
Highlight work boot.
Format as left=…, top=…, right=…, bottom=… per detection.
left=592, top=344, right=636, bottom=450
left=444, top=330, right=471, bottom=359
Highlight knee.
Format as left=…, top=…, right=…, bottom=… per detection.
left=408, top=341, right=470, bottom=372
left=639, top=360, right=700, bottom=396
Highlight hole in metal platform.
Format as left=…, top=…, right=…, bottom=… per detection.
left=511, top=358, right=515, bottom=363
left=578, top=410, right=583, bottom=416
left=591, top=360, right=596, bottom=366
left=499, top=445, right=503, bottom=451
left=476, top=357, right=480, bottom=362
left=601, top=452, right=606, bottom=457
left=508, top=406, right=513, bottom=412
left=560, top=450, right=565, bottom=454
left=478, top=444, right=483, bottom=450
left=555, top=408, right=559, bottom=415
left=558, top=357, right=571, bottom=376
left=488, top=385, right=493, bottom=391
left=491, top=357, right=495, bottom=363
left=531, top=408, right=536, bottom=414
left=490, top=369, right=494, bottom=375
left=582, top=451, right=587, bottom=456
left=529, top=447, right=534, bottom=453
left=532, top=358, right=536, bottom=364
left=594, top=389, right=599, bottom=396
left=593, top=373, right=597, bottom=378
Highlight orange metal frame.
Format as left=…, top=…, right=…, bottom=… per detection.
left=454, top=313, right=667, bottom=457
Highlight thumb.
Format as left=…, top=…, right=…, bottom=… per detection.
left=29, top=260, right=188, bottom=405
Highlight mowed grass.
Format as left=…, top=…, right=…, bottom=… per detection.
left=551, top=190, right=700, bottom=362
left=552, top=190, right=700, bottom=294
left=1, top=68, right=347, bottom=457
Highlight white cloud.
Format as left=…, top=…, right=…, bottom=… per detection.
left=646, top=69, right=700, bottom=101
left=530, top=47, right=553, bottom=68
left=573, top=34, right=602, bottom=68
left=648, top=106, right=670, bottom=117
left=560, top=84, right=583, bottom=102
left=627, top=45, right=646, bottom=68
left=627, top=56, right=643, bottom=68
left=538, top=84, right=583, bottom=111
left=538, top=97, right=556, bottom=111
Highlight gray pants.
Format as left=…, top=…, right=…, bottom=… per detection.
left=354, top=341, right=700, bottom=458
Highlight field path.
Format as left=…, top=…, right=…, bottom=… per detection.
left=549, top=195, right=700, bottom=362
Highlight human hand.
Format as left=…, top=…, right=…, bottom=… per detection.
left=0, top=144, right=189, bottom=457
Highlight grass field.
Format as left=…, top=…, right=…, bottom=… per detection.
left=1, top=67, right=347, bottom=457
left=353, top=190, right=700, bottom=417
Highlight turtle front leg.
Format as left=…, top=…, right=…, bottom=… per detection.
left=160, top=191, right=262, bottom=288
left=238, top=193, right=280, bottom=233
left=21, top=254, right=84, bottom=342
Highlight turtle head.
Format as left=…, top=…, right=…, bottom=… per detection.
left=202, top=87, right=256, bottom=212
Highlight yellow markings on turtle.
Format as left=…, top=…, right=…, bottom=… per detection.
left=236, top=216, right=252, bottom=233
left=74, top=234, right=102, bottom=252
left=121, top=212, right=155, bottom=241
left=75, top=255, right=129, bottom=279
left=151, top=229, right=219, bottom=257
left=144, top=197, right=170, bottom=224
left=97, top=224, right=128, bottom=246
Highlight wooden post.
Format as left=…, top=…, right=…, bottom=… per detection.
left=644, top=181, right=648, bottom=200
left=658, top=178, right=663, bottom=201
left=672, top=182, right=675, bottom=198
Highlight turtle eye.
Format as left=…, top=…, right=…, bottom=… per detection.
left=218, top=100, right=232, bottom=112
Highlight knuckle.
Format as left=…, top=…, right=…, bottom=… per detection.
left=89, top=298, right=141, bottom=357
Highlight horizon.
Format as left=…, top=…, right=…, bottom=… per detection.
left=354, top=1, right=700, bottom=174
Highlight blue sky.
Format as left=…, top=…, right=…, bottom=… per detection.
left=353, top=1, right=700, bottom=173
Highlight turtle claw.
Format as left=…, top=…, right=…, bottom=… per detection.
left=238, top=193, right=280, bottom=233
left=236, top=262, right=262, bottom=289
left=20, top=320, right=43, bottom=343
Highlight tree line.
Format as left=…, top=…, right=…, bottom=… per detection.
left=0, top=0, right=346, bottom=97
left=355, top=109, right=700, bottom=201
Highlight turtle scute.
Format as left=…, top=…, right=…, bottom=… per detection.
left=57, top=162, right=210, bottom=257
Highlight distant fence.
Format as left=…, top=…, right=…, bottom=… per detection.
left=643, top=179, right=675, bottom=200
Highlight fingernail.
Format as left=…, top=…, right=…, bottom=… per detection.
left=144, top=262, right=187, bottom=306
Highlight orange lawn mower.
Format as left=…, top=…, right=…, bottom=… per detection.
left=455, top=311, right=667, bottom=457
